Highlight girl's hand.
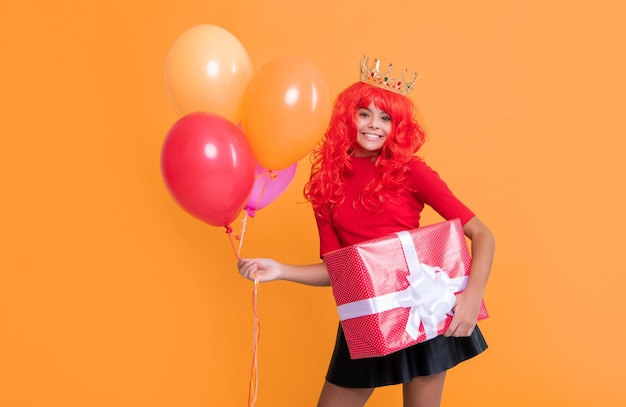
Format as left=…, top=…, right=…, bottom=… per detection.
left=443, top=291, right=481, bottom=337
left=237, top=258, right=283, bottom=282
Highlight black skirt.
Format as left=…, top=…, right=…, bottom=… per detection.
left=325, top=323, right=488, bottom=388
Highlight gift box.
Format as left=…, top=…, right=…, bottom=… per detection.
left=323, top=218, right=488, bottom=359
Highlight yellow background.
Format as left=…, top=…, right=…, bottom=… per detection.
left=1, top=0, right=624, bottom=406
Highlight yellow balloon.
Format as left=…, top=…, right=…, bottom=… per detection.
left=241, top=56, right=331, bottom=170
left=164, top=25, right=253, bottom=122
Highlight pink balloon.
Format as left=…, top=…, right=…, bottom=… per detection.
left=244, top=161, right=297, bottom=216
left=161, top=112, right=255, bottom=227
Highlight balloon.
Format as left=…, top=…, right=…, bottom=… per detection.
left=244, top=161, right=297, bottom=216
left=161, top=112, right=255, bottom=227
left=164, top=25, right=253, bottom=122
left=241, top=56, right=331, bottom=170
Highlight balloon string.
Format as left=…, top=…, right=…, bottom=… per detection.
left=228, top=217, right=257, bottom=405
left=225, top=225, right=240, bottom=260
left=238, top=213, right=248, bottom=257
left=248, top=277, right=260, bottom=407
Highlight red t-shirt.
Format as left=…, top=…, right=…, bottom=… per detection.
left=316, top=156, right=474, bottom=256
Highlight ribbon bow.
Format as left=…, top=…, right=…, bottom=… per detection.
left=337, top=230, right=468, bottom=341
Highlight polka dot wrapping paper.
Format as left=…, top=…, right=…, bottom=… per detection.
left=323, top=218, right=489, bottom=360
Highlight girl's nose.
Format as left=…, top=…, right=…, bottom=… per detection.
left=368, top=118, right=380, bottom=129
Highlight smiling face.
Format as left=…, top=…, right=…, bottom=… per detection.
left=352, top=102, right=392, bottom=157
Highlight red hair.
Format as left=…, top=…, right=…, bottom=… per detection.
left=304, top=81, right=426, bottom=220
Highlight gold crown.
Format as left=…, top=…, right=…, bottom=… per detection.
left=359, top=56, right=417, bottom=96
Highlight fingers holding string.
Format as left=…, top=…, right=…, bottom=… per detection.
left=238, top=258, right=259, bottom=281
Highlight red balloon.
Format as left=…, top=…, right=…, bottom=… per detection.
left=161, top=112, right=255, bottom=227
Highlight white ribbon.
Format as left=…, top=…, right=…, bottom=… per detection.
left=337, top=230, right=468, bottom=341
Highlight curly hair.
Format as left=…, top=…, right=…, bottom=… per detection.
left=304, top=81, right=426, bottom=220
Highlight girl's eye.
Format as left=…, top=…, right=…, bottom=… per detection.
left=382, top=115, right=391, bottom=121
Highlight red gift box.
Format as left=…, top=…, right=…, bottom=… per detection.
left=323, top=218, right=488, bottom=359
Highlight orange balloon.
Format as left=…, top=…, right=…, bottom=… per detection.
left=164, top=25, right=253, bottom=122
left=241, top=56, right=331, bottom=170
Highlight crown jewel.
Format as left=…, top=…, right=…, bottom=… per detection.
left=359, top=55, right=417, bottom=96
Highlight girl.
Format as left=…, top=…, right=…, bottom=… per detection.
left=238, top=57, right=495, bottom=407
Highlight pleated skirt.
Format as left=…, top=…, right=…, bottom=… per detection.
left=325, top=323, right=488, bottom=388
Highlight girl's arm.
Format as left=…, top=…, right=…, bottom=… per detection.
left=238, top=258, right=331, bottom=287
left=444, top=215, right=495, bottom=337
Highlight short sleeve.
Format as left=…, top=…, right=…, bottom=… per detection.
left=409, top=159, right=475, bottom=225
